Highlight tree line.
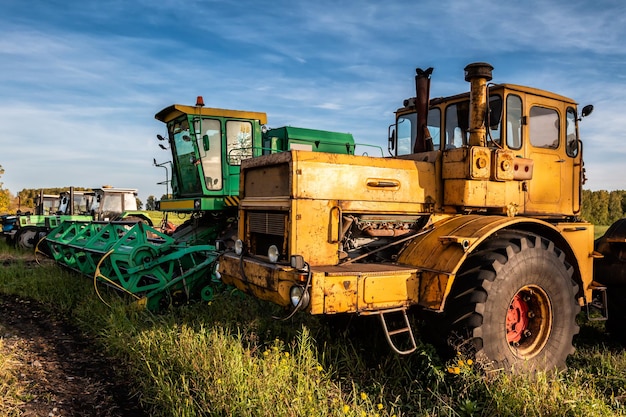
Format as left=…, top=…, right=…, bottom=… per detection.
left=581, top=189, right=626, bottom=226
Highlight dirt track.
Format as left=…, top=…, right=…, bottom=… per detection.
left=0, top=293, right=146, bottom=417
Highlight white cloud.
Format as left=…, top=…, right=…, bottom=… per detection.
left=1, top=0, right=625, bottom=203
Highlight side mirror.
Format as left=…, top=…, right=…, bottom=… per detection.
left=388, top=126, right=396, bottom=153
left=581, top=104, right=594, bottom=118
left=203, top=135, right=210, bottom=151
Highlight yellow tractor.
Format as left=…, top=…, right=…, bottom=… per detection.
left=217, top=62, right=607, bottom=372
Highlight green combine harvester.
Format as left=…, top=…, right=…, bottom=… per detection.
left=44, top=97, right=361, bottom=310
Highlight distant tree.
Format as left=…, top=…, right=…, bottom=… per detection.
left=145, top=195, right=156, bottom=211
left=136, top=197, right=143, bottom=210
left=0, top=165, right=9, bottom=213
left=608, top=191, right=624, bottom=225
left=582, top=189, right=626, bottom=225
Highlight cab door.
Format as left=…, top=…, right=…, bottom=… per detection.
left=524, top=103, right=575, bottom=216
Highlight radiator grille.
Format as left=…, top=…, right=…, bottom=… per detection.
left=248, top=212, right=286, bottom=236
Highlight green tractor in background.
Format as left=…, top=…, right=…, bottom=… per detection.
left=45, top=97, right=365, bottom=310
left=5, top=187, right=149, bottom=250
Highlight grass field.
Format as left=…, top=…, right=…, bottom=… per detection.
left=1, top=236, right=626, bottom=416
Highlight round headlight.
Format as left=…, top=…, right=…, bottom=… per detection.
left=268, top=245, right=280, bottom=263
left=234, top=239, right=244, bottom=255
left=290, top=285, right=310, bottom=309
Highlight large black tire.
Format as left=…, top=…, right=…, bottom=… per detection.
left=441, top=231, right=580, bottom=373
left=593, top=218, right=626, bottom=343
left=15, top=227, right=38, bottom=250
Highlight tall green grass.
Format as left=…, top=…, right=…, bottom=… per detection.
left=1, top=240, right=626, bottom=416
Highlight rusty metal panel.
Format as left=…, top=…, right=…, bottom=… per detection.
left=361, top=274, right=417, bottom=306
left=292, top=151, right=437, bottom=205
left=444, top=178, right=523, bottom=212
left=243, top=163, right=291, bottom=197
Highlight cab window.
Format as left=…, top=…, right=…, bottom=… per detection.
left=395, top=109, right=440, bottom=155
left=445, top=101, right=469, bottom=148
left=226, top=121, right=253, bottom=165
left=529, top=106, right=559, bottom=149
left=566, top=107, right=578, bottom=157
left=506, top=95, right=523, bottom=150
left=487, top=95, right=503, bottom=145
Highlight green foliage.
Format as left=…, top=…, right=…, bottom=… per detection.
left=0, top=189, right=9, bottom=214
left=145, top=195, right=157, bottom=211
left=0, top=165, right=8, bottom=213
left=582, top=189, right=626, bottom=226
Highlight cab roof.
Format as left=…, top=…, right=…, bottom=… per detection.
left=155, top=104, right=268, bottom=125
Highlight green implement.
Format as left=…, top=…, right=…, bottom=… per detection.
left=45, top=220, right=218, bottom=310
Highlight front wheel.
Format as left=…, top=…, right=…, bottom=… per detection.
left=443, top=231, right=579, bottom=373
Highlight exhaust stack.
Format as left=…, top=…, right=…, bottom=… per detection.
left=464, top=62, right=493, bottom=147
left=413, top=67, right=434, bottom=153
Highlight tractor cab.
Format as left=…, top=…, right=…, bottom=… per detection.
left=389, top=63, right=592, bottom=219
left=154, top=99, right=268, bottom=212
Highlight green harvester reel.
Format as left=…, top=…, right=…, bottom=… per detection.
left=45, top=220, right=219, bottom=310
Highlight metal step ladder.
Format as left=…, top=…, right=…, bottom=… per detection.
left=375, top=307, right=417, bottom=355
left=586, top=282, right=608, bottom=321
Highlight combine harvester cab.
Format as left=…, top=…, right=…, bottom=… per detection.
left=45, top=97, right=360, bottom=310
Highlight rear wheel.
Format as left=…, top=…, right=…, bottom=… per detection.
left=593, top=219, right=626, bottom=343
left=15, top=227, right=38, bottom=250
left=443, top=231, right=579, bottom=372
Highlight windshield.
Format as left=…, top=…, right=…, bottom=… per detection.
left=396, top=108, right=441, bottom=155
left=169, top=117, right=203, bottom=195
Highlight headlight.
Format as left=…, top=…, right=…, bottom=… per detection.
left=234, top=239, right=243, bottom=255
left=290, top=285, right=310, bottom=309
left=268, top=245, right=280, bottom=263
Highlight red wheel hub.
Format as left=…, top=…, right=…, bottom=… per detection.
left=507, top=293, right=530, bottom=343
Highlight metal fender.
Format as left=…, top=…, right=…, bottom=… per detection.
left=396, top=214, right=588, bottom=311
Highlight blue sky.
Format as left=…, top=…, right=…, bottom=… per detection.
left=1, top=0, right=625, bottom=203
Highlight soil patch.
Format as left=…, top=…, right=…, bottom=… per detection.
left=0, top=293, right=147, bottom=417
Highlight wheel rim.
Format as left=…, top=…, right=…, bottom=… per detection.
left=506, top=285, right=552, bottom=359
left=17, top=229, right=37, bottom=249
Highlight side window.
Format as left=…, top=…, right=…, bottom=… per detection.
left=529, top=106, right=559, bottom=149
left=226, top=120, right=253, bottom=165
left=395, top=109, right=441, bottom=155
left=396, top=113, right=414, bottom=155
left=566, top=107, right=578, bottom=157
left=487, top=95, right=503, bottom=145
left=171, top=119, right=194, bottom=156
left=123, top=192, right=137, bottom=210
left=506, top=95, right=522, bottom=150
left=445, top=101, right=469, bottom=148
left=427, top=108, right=441, bottom=151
